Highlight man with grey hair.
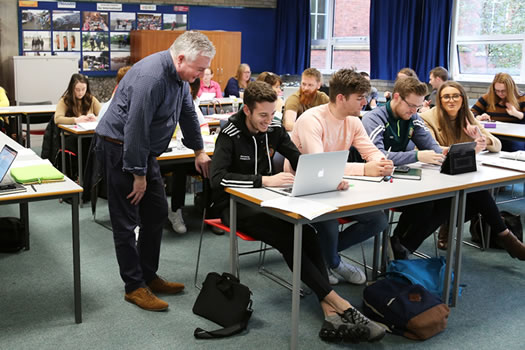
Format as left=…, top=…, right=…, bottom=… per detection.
left=95, top=31, right=215, bottom=311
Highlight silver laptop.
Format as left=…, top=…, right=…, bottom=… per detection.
left=0, top=144, right=27, bottom=195
left=266, top=150, right=349, bottom=197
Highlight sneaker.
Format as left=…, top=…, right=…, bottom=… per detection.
left=391, top=235, right=410, bottom=260
left=319, top=318, right=370, bottom=344
left=339, top=307, right=386, bottom=342
left=168, top=209, right=187, bottom=234
left=124, top=287, right=168, bottom=311
left=210, top=225, right=225, bottom=235
left=332, top=259, right=366, bottom=285
left=327, top=269, right=339, bottom=285
left=147, top=276, right=185, bottom=294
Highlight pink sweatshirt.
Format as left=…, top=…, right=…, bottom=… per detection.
left=284, top=104, right=384, bottom=175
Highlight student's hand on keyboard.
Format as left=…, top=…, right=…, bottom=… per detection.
left=262, top=172, right=295, bottom=187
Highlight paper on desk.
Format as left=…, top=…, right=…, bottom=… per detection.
left=260, top=196, right=337, bottom=220
left=12, top=158, right=54, bottom=168
left=76, top=122, right=98, bottom=130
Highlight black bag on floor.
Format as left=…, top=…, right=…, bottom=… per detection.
left=0, top=217, right=25, bottom=253
left=470, top=211, right=523, bottom=249
left=192, top=272, right=253, bottom=339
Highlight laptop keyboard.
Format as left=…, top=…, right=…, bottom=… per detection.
left=282, top=187, right=293, bottom=193
left=0, top=184, right=16, bottom=190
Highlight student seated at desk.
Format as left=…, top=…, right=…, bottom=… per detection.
left=471, top=73, right=525, bottom=151
left=283, top=68, right=329, bottom=131
left=211, top=81, right=385, bottom=343
left=376, top=80, right=524, bottom=260
left=54, top=73, right=101, bottom=178
left=256, top=71, right=284, bottom=122
left=363, top=77, right=446, bottom=258
left=198, top=67, right=223, bottom=99
left=54, top=73, right=101, bottom=125
left=285, top=69, right=392, bottom=286
left=359, top=72, right=378, bottom=110
left=383, top=67, right=418, bottom=102
left=224, top=63, right=252, bottom=98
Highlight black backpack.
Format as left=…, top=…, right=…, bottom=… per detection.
left=0, top=217, right=25, bottom=253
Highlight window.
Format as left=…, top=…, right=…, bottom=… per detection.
left=451, top=0, right=525, bottom=83
left=310, top=0, right=371, bottom=73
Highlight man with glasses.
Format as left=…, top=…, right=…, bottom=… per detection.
left=362, top=76, right=444, bottom=166
left=362, top=77, right=445, bottom=259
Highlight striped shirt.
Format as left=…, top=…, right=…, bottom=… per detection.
left=471, top=93, right=525, bottom=123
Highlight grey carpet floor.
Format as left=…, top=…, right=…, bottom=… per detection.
left=1, top=184, right=525, bottom=350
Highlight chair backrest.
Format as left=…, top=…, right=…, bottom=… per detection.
left=18, top=101, right=52, bottom=106
left=272, top=151, right=285, bottom=174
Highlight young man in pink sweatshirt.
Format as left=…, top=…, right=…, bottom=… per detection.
left=285, top=68, right=393, bottom=285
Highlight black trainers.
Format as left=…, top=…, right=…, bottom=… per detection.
left=391, top=235, right=410, bottom=260
left=319, top=320, right=370, bottom=343
left=339, top=307, right=386, bottom=342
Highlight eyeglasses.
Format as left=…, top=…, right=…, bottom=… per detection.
left=401, top=97, right=423, bottom=110
left=440, top=94, right=462, bottom=102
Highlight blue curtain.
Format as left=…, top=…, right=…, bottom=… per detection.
left=273, top=0, right=310, bottom=75
left=370, top=0, right=453, bottom=81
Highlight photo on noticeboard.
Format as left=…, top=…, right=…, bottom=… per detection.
left=111, top=52, right=131, bottom=71
left=137, top=13, right=162, bottom=30
left=110, top=12, right=136, bottom=31
left=23, top=31, right=51, bottom=52
left=83, top=52, right=110, bottom=71
left=21, top=10, right=51, bottom=30
left=82, top=32, right=109, bottom=52
left=52, top=10, right=81, bottom=31
left=110, top=33, right=130, bottom=52
left=162, top=14, right=187, bottom=31
left=53, top=31, right=80, bottom=52
left=82, top=11, right=109, bottom=31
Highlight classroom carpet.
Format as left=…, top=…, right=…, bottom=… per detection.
left=1, top=176, right=525, bottom=349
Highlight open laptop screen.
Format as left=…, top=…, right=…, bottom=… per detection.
left=0, top=144, right=17, bottom=183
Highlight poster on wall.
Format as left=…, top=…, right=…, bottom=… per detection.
left=18, top=1, right=190, bottom=75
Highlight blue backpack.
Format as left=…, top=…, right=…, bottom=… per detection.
left=362, top=278, right=450, bottom=340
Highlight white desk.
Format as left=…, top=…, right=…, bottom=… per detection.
left=225, top=160, right=525, bottom=349
left=484, top=121, right=525, bottom=141
left=0, top=132, right=83, bottom=324
left=0, top=104, right=56, bottom=148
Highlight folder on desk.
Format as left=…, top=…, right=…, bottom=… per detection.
left=10, top=164, right=65, bottom=184
left=392, top=168, right=422, bottom=180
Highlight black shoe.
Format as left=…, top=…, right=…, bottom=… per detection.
left=391, top=235, right=410, bottom=260
left=319, top=320, right=370, bottom=344
left=210, top=225, right=225, bottom=235
left=339, top=307, right=386, bottom=342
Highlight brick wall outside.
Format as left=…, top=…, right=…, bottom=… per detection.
left=333, top=0, right=370, bottom=37
left=332, top=49, right=370, bottom=72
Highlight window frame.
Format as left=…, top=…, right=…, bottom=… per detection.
left=450, top=0, right=525, bottom=84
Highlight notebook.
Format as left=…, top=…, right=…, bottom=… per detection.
left=10, top=163, right=65, bottom=184
left=265, top=150, right=349, bottom=197
left=392, top=167, right=422, bottom=180
left=0, top=144, right=27, bottom=195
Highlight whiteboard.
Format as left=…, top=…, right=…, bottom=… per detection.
left=12, top=56, right=79, bottom=105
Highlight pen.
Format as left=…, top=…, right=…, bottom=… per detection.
left=383, top=147, right=393, bottom=182
left=31, top=184, right=37, bottom=192
left=385, top=146, right=392, bottom=159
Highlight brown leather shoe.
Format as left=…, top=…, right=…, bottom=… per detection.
left=147, top=276, right=185, bottom=294
left=437, top=224, right=448, bottom=250
left=124, top=287, right=168, bottom=311
left=498, top=231, right=525, bottom=260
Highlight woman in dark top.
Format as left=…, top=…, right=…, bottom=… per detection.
left=224, top=63, right=252, bottom=98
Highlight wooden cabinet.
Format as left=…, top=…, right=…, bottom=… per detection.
left=130, top=30, right=241, bottom=91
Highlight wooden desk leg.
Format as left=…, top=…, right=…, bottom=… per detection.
left=72, top=193, right=82, bottom=323
left=229, top=197, right=238, bottom=276
left=20, top=202, right=29, bottom=250
left=452, top=190, right=467, bottom=306
left=291, top=223, right=303, bottom=350
left=443, top=192, right=459, bottom=305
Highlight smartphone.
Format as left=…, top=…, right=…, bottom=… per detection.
left=395, top=166, right=410, bottom=173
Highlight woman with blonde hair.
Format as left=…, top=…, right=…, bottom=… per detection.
left=472, top=73, right=525, bottom=123
left=224, top=63, right=252, bottom=98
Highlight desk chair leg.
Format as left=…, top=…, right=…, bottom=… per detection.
left=257, top=242, right=307, bottom=297
left=194, top=210, right=208, bottom=290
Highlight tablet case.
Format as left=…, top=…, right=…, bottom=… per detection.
left=440, top=142, right=477, bottom=175
left=10, top=164, right=65, bottom=184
